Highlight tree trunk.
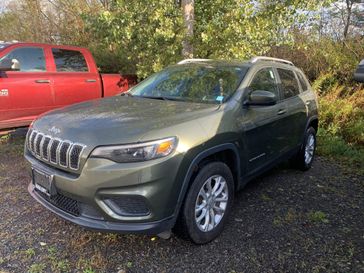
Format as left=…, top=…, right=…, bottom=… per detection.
left=181, top=0, right=194, bottom=59
left=343, top=0, right=353, bottom=39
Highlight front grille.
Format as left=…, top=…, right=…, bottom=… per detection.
left=27, top=129, right=86, bottom=171
left=36, top=189, right=80, bottom=216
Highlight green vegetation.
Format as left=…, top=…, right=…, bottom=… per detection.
left=28, top=263, right=46, bottom=273
left=307, top=211, right=329, bottom=224
left=314, top=78, right=364, bottom=173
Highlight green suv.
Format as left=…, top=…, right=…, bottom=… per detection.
left=25, top=57, right=318, bottom=244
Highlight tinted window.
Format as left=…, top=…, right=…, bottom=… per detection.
left=0, top=47, right=46, bottom=72
left=129, top=65, right=248, bottom=104
left=249, top=67, right=279, bottom=97
left=52, top=49, right=88, bottom=72
left=277, top=68, right=300, bottom=99
left=297, top=71, right=308, bottom=92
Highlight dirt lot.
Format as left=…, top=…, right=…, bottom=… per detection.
left=0, top=131, right=363, bottom=273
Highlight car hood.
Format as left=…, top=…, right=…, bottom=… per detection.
left=32, top=96, right=219, bottom=146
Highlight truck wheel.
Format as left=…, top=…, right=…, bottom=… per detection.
left=175, top=162, right=234, bottom=244
left=292, top=127, right=317, bottom=171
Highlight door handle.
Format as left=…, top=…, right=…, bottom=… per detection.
left=35, top=79, right=50, bottom=84
left=277, top=109, right=287, bottom=115
left=85, top=79, right=97, bottom=83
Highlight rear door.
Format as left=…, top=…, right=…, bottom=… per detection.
left=50, top=47, right=102, bottom=107
left=0, top=46, right=53, bottom=128
left=276, top=68, right=307, bottom=149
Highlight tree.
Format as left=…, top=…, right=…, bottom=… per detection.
left=181, top=0, right=194, bottom=58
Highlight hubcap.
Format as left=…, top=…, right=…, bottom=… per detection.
left=194, top=175, right=229, bottom=232
left=304, top=134, right=315, bottom=165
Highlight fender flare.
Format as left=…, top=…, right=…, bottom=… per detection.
left=171, top=143, right=241, bottom=223
left=301, top=115, right=319, bottom=145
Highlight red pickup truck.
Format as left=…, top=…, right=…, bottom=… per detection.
left=0, top=42, right=136, bottom=130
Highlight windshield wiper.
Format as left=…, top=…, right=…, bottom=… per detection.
left=139, top=95, right=186, bottom=102
left=120, top=92, right=133, bottom=97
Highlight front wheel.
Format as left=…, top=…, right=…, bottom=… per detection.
left=292, top=127, right=317, bottom=171
left=174, top=162, right=234, bottom=244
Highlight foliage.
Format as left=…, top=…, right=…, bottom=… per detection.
left=84, top=0, right=184, bottom=77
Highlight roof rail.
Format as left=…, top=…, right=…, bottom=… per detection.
left=250, top=56, right=294, bottom=66
left=177, top=58, right=212, bottom=64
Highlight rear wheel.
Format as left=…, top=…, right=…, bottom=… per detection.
left=175, top=162, right=234, bottom=244
left=292, top=127, right=317, bottom=171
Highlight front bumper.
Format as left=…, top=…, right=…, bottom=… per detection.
left=25, top=149, right=185, bottom=234
left=28, top=183, right=174, bottom=234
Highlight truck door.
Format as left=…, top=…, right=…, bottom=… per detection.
left=50, top=48, right=102, bottom=107
left=0, top=46, right=53, bottom=128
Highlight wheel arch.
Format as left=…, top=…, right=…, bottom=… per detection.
left=172, top=143, right=241, bottom=224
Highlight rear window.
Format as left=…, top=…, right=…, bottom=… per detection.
left=52, top=48, right=88, bottom=72
left=277, top=68, right=300, bottom=99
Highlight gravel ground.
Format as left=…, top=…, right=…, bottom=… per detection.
left=0, top=132, right=363, bottom=273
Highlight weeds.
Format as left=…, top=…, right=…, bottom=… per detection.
left=307, top=211, right=329, bottom=224
left=28, top=263, right=46, bottom=273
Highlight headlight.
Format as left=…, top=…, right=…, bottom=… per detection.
left=90, top=137, right=177, bottom=163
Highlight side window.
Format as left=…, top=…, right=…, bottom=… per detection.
left=277, top=68, right=300, bottom=99
left=249, top=67, right=279, bottom=97
left=0, top=47, right=46, bottom=72
left=297, top=71, right=309, bottom=92
left=52, top=48, right=88, bottom=72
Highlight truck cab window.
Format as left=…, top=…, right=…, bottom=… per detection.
left=52, top=49, right=88, bottom=72
left=0, top=47, right=46, bottom=72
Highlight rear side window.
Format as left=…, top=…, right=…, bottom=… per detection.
left=0, top=47, right=46, bottom=72
left=249, top=67, right=279, bottom=97
left=297, top=71, right=309, bottom=92
left=277, top=68, right=300, bottom=99
left=52, top=48, right=88, bottom=72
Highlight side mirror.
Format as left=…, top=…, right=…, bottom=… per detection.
left=354, top=59, right=364, bottom=83
left=246, top=90, right=277, bottom=106
left=0, top=58, right=20, bottom=71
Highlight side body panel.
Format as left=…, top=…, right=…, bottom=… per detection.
left=0, top=44, right=54, bottom=129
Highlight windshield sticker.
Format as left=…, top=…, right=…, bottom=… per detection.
left=216, top=96, right=224, bottom=102
left=269, top=70, right=275, bottom=79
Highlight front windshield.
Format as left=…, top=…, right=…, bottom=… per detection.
left=129, top=64, right=248, bottom=104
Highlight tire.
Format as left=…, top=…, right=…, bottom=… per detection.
left=174, top=161, right=234, bottom=244
left=292, top=127, right=317, bottom=171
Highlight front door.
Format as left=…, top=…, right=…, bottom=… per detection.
left=0, top=46, right=53, bottom=128
left=239, top=67, right=288, bottom=172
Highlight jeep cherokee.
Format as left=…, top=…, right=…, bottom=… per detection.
left=25, top=57, right=318, bottom=244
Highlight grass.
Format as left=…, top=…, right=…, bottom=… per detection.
left=316, top=129, right=364, bottom=175
left=28, top=263, right=46, bottom=273
left=315, top=81, right=364, bottom=175
left=307, top=211, right=329, bottom=224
